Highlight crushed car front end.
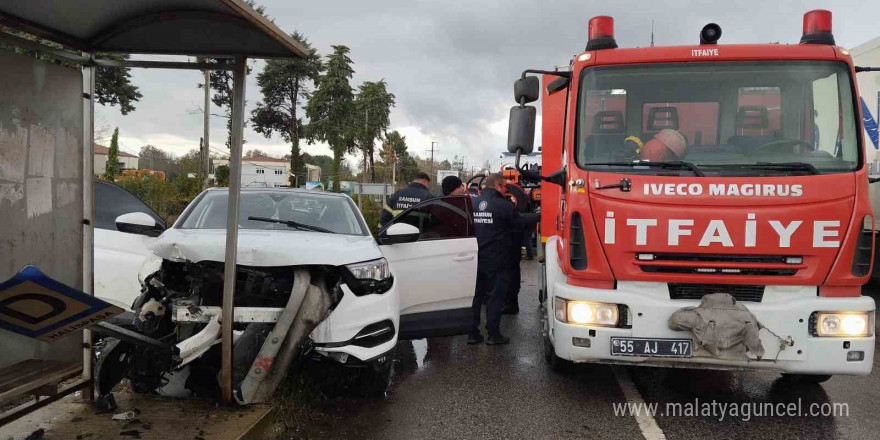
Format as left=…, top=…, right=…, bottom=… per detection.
left=97, top=188, right=400, bottom=401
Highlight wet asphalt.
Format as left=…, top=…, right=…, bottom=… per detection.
left=300, top=260, right=880, bottom=440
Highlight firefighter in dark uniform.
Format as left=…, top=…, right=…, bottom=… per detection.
left=503, top=195, right=538, bottom=315
left=469, top=173, right=537, bottom=345
left=379, top=171, right=433, bottom=227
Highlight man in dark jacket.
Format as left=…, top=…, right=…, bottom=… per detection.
left=379, top=171, right=432, bottom=227
left=469, top=174, right=536, bottom=345
left=503, top=200, right=538, bottom=315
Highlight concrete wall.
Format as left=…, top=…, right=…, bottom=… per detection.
left=0, top=52, right=84, bottom=366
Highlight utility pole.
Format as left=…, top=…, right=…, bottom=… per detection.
left=198, top=137, right=205, bottom=184
left=425, top=141, right=439, bottom=175
left=202, top=69, right=211, bottom=190
left=363, top=108, right=369, bottom=183
left=391, top=152, right=397, bottom=187
left=651, top=19, right=655, bottom=47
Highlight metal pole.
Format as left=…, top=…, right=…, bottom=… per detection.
left=221, top=56, right=247, bottom=406
left=203, top=69, right=211, bottom=190
left=81, top=55, right=96, bottom=402
left=358, top=183, right=363, bottom=212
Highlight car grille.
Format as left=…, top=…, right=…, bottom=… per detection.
left=668, top=283, right=765, bottom=302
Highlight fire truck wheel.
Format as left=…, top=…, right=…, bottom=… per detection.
left=543, top=331, right=571, bottom=372
left=779, top=373, right=832, bottom=384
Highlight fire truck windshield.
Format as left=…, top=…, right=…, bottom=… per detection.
left=577, top=61, right=859, bottom=176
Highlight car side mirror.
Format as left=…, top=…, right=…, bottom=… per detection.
left=508, top=105, right=536, bottom=155
left=116, top=212, right=164, bottom=237
left=378, top=223, right=420, bottom=245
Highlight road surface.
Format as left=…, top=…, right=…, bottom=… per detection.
left=299, top=260, right=879, bottom=440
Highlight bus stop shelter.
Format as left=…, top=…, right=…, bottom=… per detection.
left=0, top=0, right=306, bottom=422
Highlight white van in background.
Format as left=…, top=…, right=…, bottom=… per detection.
left=853, top=37, right=880, bottom=277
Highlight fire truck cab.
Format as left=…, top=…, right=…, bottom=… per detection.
left=509, top=10, right=876, bottom=382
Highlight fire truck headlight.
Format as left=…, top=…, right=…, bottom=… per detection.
left=560, top=300, right=619, bottom=326
left=569, top=303, right=594, bottom=324
left=816, top=312, right=872, bottom=337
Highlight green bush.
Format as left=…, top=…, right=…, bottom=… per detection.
left=113, top=174, right=200, bottom=224
left=357, top=195, right=384, bottom=236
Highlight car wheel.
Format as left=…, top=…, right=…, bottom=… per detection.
left=780, top=373, right=832, bottom=385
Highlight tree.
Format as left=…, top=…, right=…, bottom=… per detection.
left=353, top=80, right=395, bottom=182
left=139, top=145, right=180, bottom=177
left=104, top=128, right=121, bottom=181
left=304, top=45, right=356, bottom=192
left=379, top=130, right=417, bottom=184
left=95, top=54, right=143, bottom=115
left=5, top=32, right=142, bottom=115
left=251, top=32, right=323, bottom=187
left=198, top=0, right=266, bottom=147
left=451, top=155, right=465, bottom=172
left=300, top=152, right=335, bottom=181
left=215, top=165, right=230, bottom=187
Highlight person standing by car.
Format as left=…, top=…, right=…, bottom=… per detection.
left=441, top=175, right=466, bottom=196
left=469, top=173, right=535, bottom=345
left=379, top=171, right=433, bottom=226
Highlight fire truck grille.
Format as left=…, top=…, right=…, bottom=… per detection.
left=640, top=266, right=797, bottom=276
left=668, top=284, right=765, bottom=302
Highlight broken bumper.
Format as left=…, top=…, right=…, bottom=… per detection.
left=550, top=281, right=875, bottom=375
left=309, top=281, right=400, bottom=363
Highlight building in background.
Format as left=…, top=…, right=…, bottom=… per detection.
left=854, top=37, right=880, bottom=165
left=304, top=163, right=322, bottom=183
left=214, top=154, right=290, bottom=188
left=93, top=144, right=138, bottom=176
left=853, top=36, right=880, bottom=262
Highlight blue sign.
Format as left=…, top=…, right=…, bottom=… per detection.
left=862, top=94, right=879, bottom=150
left=0, top=266, right=122, bottom=342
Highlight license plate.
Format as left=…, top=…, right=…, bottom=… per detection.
left=611, top=337, right=692, bottom=357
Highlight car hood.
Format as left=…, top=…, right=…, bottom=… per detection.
left=148, top=228, right=382, bottom=267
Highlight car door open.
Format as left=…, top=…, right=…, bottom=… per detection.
left=378, top=195, right=477, bottom=339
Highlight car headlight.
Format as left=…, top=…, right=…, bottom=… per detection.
left=814, top=312, right=873, bottom=337
left=347, top=258, right=390, bottom=280
left=343, top=258, right=393, bottom=296
left=554, top=298, right=620, bottom=327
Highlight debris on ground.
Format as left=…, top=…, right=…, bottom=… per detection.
left=112, top=410, right=137, bottom=420
left=24, top=428, right=45, bottom=440
left=95, top=393, right=117, bottom=413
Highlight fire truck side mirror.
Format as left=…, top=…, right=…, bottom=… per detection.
left=514, top=76, right=540, bottom=104
left=508, top=105, right=536, bottom=154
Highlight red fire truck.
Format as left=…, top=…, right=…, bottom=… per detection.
left=507, top=10, right=879, bottom=383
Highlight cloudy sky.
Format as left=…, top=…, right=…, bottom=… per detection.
left=100, top=0, right=880, bottom=170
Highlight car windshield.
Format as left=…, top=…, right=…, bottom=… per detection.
left=179, top=190, right=368, bottom=235
left=577, top=61, right=860, bottom=176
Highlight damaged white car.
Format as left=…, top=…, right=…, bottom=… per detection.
left=95, top=188, right=477, bottom=402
